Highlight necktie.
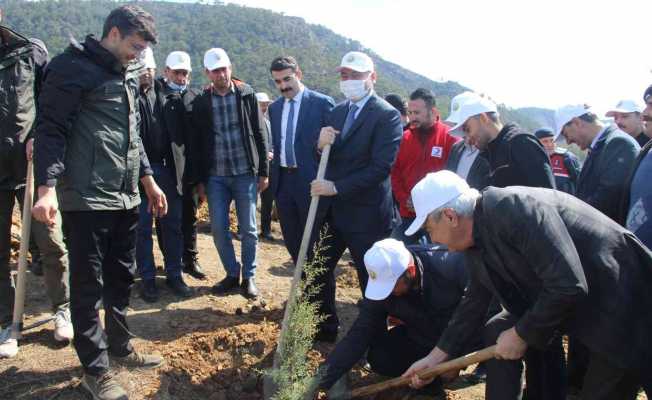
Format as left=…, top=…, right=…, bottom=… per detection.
left=285, top=99, right=296, bottom=167
left=341, top=103, right=359, bottom=139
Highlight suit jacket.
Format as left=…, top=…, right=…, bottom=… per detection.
left=576, top=125, right=640, bottom=222
left=445, top=141, right=491, bottom=190
left=437, top=186, right=652, bottom=370
left=268, top=88, right=334, bottom=197
left=320, top=94, right=403, bottom=234
left=619, top=139, right=652, bottom=226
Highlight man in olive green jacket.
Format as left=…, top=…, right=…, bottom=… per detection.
left=32, top=6, right=167, bottom=400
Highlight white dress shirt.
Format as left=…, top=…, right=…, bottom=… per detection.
left=280, top=88, right=305, bottom=167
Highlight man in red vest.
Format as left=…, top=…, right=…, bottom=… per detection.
left=391, top=88, right=459, bottom=244
left=534, top=128, right=581, bottom=195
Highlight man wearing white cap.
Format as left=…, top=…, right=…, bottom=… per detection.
left=606, top=99, right=649, bottom=147
left=444, top=91, right=491, bottom=191
left=556, top=104, right=639, bottom=222
left=309, top=51, right=402, bottom=342
left=447, top=92, right=555, bottom=190
left=402, top=171, right=652, bottom=400
left=136, top=49, right=196, bottom=302
left=190, top=48, right=268, bottom=299
left=157, top=51, right=208, bottom=281
left=315, top=239, right=468, bottom=397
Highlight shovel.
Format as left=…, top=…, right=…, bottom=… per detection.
left=263, top=144, right=332, bottom=399
left=332, top=345, right=497, bottom=399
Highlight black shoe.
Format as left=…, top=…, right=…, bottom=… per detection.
left=141, top=279, right=159, bottom=303
left=241, top=278, right=259, bottom=299
left=166, top=277, right=193, bottom=298
left=314, top=328, right=338, bottom=344
left=260, top=231, right=273, bottom=241
left=183, top=259, right=207, bottom=280
left=211, top=276, right=240, bottom=295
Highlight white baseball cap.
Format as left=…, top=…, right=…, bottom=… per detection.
left=605, top=99, right=643, bottom=117
left=446, top=91, right=477, bottom=127
left=255, top=92, right=270, bottom=103
left=165, top=51, right=192, bottom=71
left=405, top=170, right=470, bottom=237
left=363, top=239, right=412, bottom=301
left=204, top=48, right=231, bottom=71
left=553, top=104, right=592, bottom=139
left=449, top=92, right=498, bottom=131
left=337, top=51, right=374, bottom=73
left=140, top=47, right=156, bottom=69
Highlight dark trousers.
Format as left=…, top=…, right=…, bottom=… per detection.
left=181, top=184, right=199, bottom=264
left=315, top=215, right=389, bottom=331
left=1, top=188, right=69, bottom=327
left=260, top=186, right=274, bottom=235
left=580, top=353, right=641, bottom=400
left=366, top=325, right=433, bottom=377
left=483, top=311, right=566, bottom=400
left=63, top=209, right=138, bottom=376
left=275, top=169, right=313, bottom=263
left=137, top=164, right=183, bottom=281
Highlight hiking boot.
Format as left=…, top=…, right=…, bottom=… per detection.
left=183, top=258, right=207, bottom=280
left=81, top=372, right=128, bottom=400
left=140, top=279, right=159, bottom=303
left=53, top=307, right=74, bottom=342
left=109, top=351, right=164, bottom=370
left=211, top=276, right=240, bottom=295
left=166, top=276, right=193, bottom=298
left=0, top=335, right=18, bottom=358
left=241, top=278, right=259, bottom=299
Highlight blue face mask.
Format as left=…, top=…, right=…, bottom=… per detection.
left=167, top=81, right=187, bottom=92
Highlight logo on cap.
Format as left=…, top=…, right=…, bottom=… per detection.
left=369, top=271, right=377, bottom=280
left=452, top=102, right=460, bottom=112
left=347, top=55, right=356, bottom=62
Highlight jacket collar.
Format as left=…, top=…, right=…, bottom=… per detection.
left=77, top=35, right=125, bottom=75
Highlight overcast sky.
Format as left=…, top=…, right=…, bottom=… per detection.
left=221, top=0, right=652, bottom=113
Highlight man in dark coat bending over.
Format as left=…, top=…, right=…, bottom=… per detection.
left=402, top=170, right=652, bottom=400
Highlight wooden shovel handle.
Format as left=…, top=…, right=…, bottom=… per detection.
left=349, top=345, right=497, bottom=398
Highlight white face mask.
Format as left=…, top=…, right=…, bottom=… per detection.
left=340, top=79, right=369, bottom=101
left=167, top=81, right=187, bottom=92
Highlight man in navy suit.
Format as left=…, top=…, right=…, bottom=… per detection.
left=268, top=56, right=334, bottom=263
left=311, top=51, right=403, bottom=342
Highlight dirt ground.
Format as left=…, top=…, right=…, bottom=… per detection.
left=0, top=208, right=647, bottom=400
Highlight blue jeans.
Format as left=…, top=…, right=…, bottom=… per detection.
left=390, top=217, right=429, bottom=245
left=206, top=174, right=258, bottom=279
left=136, top=164, right=183, bottom=281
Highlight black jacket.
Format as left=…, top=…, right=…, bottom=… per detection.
left=485, top=123, right=555, bottom=189
left=190, top=79, right=268, bottom=184
left=445, top=141, right=491, bottom=190
left=438, top=186, right=652, bottom=370
left=0, top=25, right=48, bottom=190
left=576, top=125, right=640, bottom=222
left=319, top=245, right=468, bottom=389
left=139, top=77, right=198, bottom=194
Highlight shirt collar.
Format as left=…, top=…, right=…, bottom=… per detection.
left=349, top=90, right=373, bottom=111
left=285, top=86, right=305, bottom=104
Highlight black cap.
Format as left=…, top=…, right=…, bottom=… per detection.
left=534, top=127, right=554, bottom=139
left=384, top=93, right=407, bottom=116
left=644, top=85, right=652, bottom=103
